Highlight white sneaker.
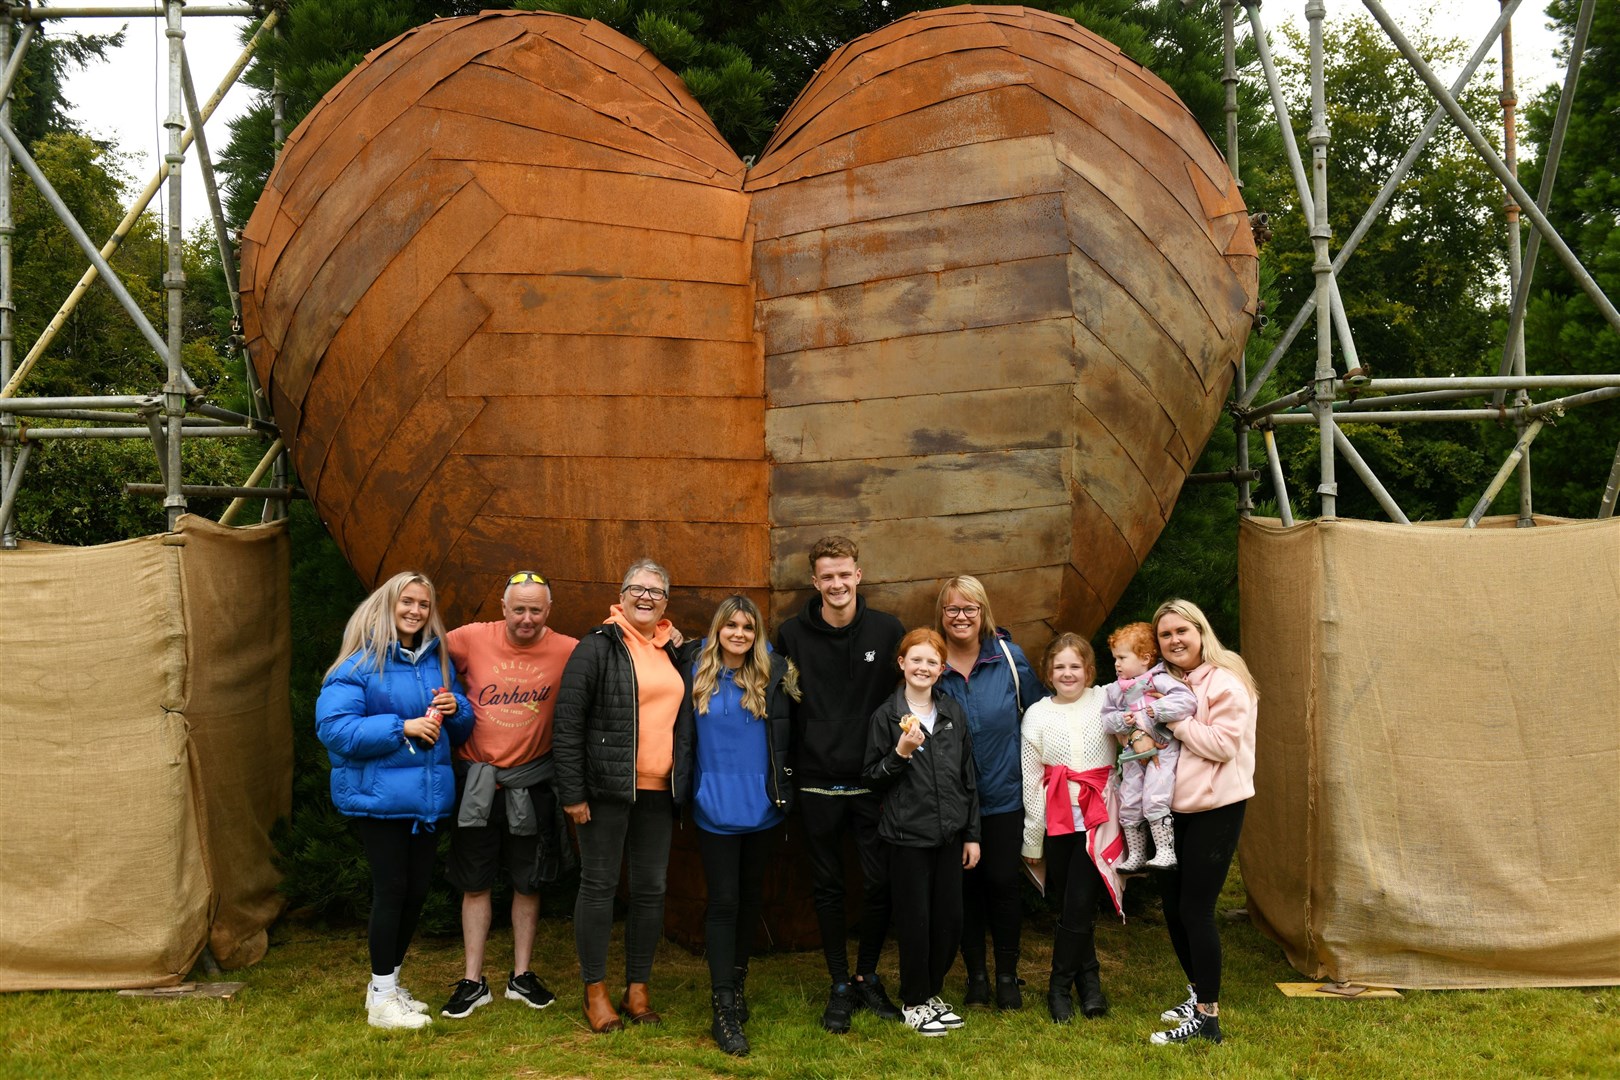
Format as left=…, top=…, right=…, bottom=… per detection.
left=1160, top=984, right=1197, bottom=1023
left=903, top=1003, right=949, bottom=1036
left=368, top=989, right=432, bottom=1030
left=926, top=996, right=964, bottom=1028
left=367, top=985, right=431, bottom=1015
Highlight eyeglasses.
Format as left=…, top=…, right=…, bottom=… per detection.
left=943, top=605, right=981, bottom=619
left=622, top=584, right=669, bottom=601
left=508, top=572, right=548, bottom=586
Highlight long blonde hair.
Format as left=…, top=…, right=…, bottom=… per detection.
left=325, top=571, right=451, bottom=687
left=1151, top=598, right=1258, bottom=701
left=692, top=596, right=798, bottom=718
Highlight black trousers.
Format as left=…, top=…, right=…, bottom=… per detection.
left=1044, top=830, right=1107, bottom=931
left=798, top=789, right=891, bottom=982
left=574, top=791, right=674, bottom=985
left=352, top=817, right=438, bottom=977
left=961, top=809, right=1025, bottom=977
left=697, top=825, right=777, bottom=991
left=889, top=841, right=964, bottom=1008
left=1157, top=800, right=1246, bottom=1003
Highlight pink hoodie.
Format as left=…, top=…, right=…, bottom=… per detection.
left=1170, top=663, right=1257, bottom=814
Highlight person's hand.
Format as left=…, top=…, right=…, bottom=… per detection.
left=896, top=723, right=926, bottom=758
left=963, top=842, right=981, bottom=870
left=1023, top=855, right=1043, bottom=868
left=668, top=626, right=685, bottom=648
left=431, top=688, right=458, bottom=717
left=403, top=708, right=442, bottom=745
left=564, top=801, right=591, bottom=825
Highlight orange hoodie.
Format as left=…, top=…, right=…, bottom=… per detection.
left=606, top=605, right=684, bottom=791
left=1170, top=663, right=1257, bottom=814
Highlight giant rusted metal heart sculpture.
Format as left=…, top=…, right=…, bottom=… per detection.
left=240, top=5, right=1256, bottom=645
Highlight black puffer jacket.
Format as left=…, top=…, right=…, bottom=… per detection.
left=554, top=624, right=695, bottom=808
left=863, top=687, right=980, bottom=848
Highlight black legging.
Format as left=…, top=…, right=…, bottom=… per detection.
left=1157, top=800, right=1246, bottom=1003
left=1043, top=830, right=1106, bottom=930
left=352, top=817, right=438, bottom=977
left=889, top=842, right=964, bottom=1008
left=961, top=809, right=1024, bottom=978
left=697, top=826, right=777, bottom=991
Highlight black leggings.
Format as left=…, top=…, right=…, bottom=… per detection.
left=961, top=809, right=1024, bottom=977
left=1157, top=800, right=1246, bottom=1003
left=352, top=817, right=439, bottom=977
left=697, top=826, right=777, bottom=991
left=1044, top=831, right=1105, bottom=931
left=889, top=842, right=963, bottom=1008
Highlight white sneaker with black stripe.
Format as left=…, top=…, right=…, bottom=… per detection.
left=903, top=1003, right=949, bottom=1036
left=926, top=996, right=964, bottom=1029
left=1151, top=1008, right=1223, bottom=1045
left=1159, top=984, right=1197, bottom=1023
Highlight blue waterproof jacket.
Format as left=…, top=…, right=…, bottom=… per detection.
left=316, top=637, right=474, bottom=827
left=936, top=630, right=1042, bottom=817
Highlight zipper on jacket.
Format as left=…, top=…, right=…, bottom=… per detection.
left=619, top=631, right=638, bottom=806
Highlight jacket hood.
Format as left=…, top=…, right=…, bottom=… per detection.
left=606, top=604, right=672, bottom=647
left=798, top=593, right=868, bottom=636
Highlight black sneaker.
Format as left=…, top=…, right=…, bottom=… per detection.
left=1151, top=1009, right=1223, bottom=1045
left=820, top=982, right=856, bottom=1034
left=441, top=977, right=493, bottom=1018
left=853, top=973, right=902, bottom=1021
left=505, top=971, right=556, bottom=1010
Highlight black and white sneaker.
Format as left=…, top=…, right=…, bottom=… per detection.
left=903, top=1002, right=949, bottom=1036
left=1159, top=984, right=1198, bottom=1023
left=505, top=971, right=556, bottom=1010
left=441, top=977, right=493, bottom=1018
left=1151, top=1009, right=1222, bottom=1045
left=925, top=995, right=964, bottom=1029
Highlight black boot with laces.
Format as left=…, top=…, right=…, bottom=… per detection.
left=711, top=989, right=750, bottom=1056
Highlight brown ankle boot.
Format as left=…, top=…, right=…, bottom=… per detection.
left=618, top=982, right=662, bottom=1025
left=583, top=981, right=623, bottom=1033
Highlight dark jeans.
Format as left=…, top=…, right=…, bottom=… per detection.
left=352, top=817, right=438, bottom=977
left=573, top=791, right=674, bottom=985
left=1044, top=830, right=1105, bottom=930
left=1157, top=800, right=1246, bottom=1003
left=961, top=809, right=1025, bottom=977
left=889, top=842, right=964, bottom=1008
left=697, top=825, right=778, bottom=991
left=798, top=789, right=891, bottom=983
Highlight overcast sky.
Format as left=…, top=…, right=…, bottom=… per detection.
left=51, top=0, right=1567, bottom=230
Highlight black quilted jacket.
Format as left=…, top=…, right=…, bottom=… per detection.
left=554, top=623, right=695, bottom=808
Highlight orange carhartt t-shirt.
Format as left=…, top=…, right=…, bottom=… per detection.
left=446, top=621, right=580, bottom=769
left=606, top=606, right=684, bottom=791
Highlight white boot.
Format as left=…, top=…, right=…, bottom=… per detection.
left=1145, top=816, right=1177, bottom=869
left=368, top=988, right=432, bottom=1030
left=1116, top=823, right=1150, bottom=871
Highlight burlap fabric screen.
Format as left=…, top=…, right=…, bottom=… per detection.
left=1238, top=515, right=1620, bottom=989
left=0, top=515, right=292, bottom=990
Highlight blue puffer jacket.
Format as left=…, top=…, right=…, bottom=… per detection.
left=936, top=629, right=1043, bottom=817
left=315, top=637, right=474, bottom=827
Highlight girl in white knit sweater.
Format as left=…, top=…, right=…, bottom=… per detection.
left=1019, top=633, right=1124, bottom=1024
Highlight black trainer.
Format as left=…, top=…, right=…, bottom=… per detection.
left=1151, top=1008, right=1223, bottom=1045
left=820, top=981, right=857, bottom=1033
left=441, top=977, right=493, bottom=1018
left=505, top=970, right=556, bottom=1010
left=853, top=973, right=902, bottom=1021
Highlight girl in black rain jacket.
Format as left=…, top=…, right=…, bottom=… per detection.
left=863, top=628, right=981, bottom=1035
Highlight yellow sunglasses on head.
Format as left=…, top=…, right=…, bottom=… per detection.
left=507, top=572, right=548, bottom=586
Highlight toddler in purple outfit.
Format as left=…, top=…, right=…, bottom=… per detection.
left=1100, top=622, right=1195, bottom=870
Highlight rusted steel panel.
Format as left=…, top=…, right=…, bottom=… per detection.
left=457, top=217, right=750, bottom=284
left=771, top=449, right=1067, bottom=526
left=771, top=564, right=1064, bottom=642
left=461, top=274, right=753, bottom=342
left=458, top=397, right=764, bottom=460
left=464, top=163, right=746, bottom=238
left=466, top=455, right=766, bottom=524
left=766, top=386, right=1070, bottom=465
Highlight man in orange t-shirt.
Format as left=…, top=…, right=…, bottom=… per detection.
left=439, top=572, right=579, bottom=1021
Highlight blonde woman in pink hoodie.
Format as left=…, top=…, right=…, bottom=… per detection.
left=1145, top=599, right=1257, bottom=1048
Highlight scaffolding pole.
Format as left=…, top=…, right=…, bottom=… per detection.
left=0, top=18, right=14, bottom=549
left=1465, top=420, right=1546, bottom=527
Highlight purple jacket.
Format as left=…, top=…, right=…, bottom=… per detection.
left=1100, top=663, right=1196, bottom=745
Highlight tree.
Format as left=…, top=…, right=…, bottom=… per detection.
left=1518, top=0, right=1620, bottom=517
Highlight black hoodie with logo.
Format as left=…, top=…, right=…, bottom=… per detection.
left=775, top=594, right=904, bottom=788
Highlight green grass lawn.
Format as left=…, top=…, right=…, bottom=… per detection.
left=2, top=870, right=1614, bottom=1079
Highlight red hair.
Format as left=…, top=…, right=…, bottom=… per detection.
left=1107, top=621, right=1158, bottom=666
left=897, top=627, right=947, bottom=664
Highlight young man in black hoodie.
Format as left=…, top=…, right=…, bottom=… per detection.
left=774, top=535, right=906, bottom=1033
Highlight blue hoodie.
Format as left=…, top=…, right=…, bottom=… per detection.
left=691, top=647, right=788, bottom=835
left=936, top=629, right=1043, bottom=817
left=316, top=637, right=474, bottom=827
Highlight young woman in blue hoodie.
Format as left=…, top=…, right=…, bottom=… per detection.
left=317, top=571, right=473, bottom=1030
left=686, top=595, right=799, bottom=1056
